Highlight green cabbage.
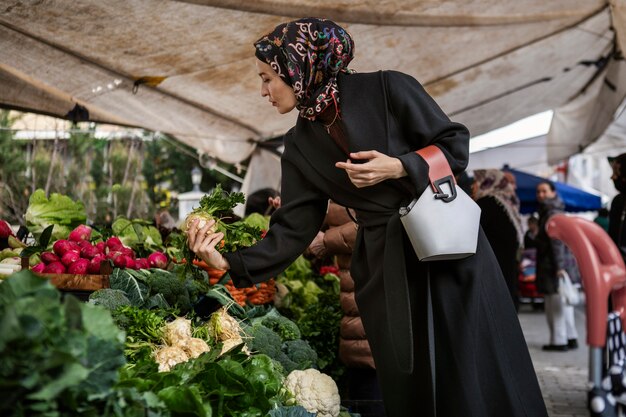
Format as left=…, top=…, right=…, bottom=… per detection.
left=24, top=189, right=86, bottom=241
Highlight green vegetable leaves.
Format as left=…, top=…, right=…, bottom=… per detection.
left=24, top=189, right=86, bottom=241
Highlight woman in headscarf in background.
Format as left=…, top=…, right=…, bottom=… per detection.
left=473, top=169, right=524, bottom=310
left=187, top=18, right=547, bottom=417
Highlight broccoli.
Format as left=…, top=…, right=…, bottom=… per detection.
left=185, top=277, right=209, bottom=304
left=145, top=270, right=192, bottom=313
left=88, top=289, right=132, bottom=311
left=262, top=313, right=301, bottom=342
left=246, top=323, right=318, bottom=373
left=282, top=339, right=318, bottom=372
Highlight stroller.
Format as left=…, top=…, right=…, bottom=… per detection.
left=546, top=215, right=626, bottom=417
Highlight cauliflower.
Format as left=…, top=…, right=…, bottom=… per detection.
left=183, top=337, right=211, bottom=358
left=284, top=369, right=340, bottom=417
left=154, top=345, right=190, bottom=372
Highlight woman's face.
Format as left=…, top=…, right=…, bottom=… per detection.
left=255, top=59, right=297, bottom=114
left=536, top=183, right=555, bottom=203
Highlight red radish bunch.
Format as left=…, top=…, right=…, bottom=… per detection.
left=32, top=224, right=169, bottom=275
left=0, top=220, right=15, bottom=238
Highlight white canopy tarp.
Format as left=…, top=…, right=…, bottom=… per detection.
left=1, top=0, right=625, bottom=165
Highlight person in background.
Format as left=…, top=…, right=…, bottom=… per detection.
left=535, top=180, right=580, bottom=351
left=524, top=215, right=539, bottom=249
left=473, top=169, right=524, bottom=311
left=187, top=18, right=547, bottom=416
left=244, top=188, right=280, bottom=216
left=594, top=208, right=610, bottom=233
left=608, top=153, right=626, bottom=259
left=309, top=201, right=385, bottom=417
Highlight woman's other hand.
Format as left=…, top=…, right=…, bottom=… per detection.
left=187, top=219, right=230, bottom=270
left=268, top=196, right=282, bottom=210
left=335, top=150, right=407, bottom=188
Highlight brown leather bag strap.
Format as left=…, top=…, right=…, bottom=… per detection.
left=416, top=145, right=456, bottom=192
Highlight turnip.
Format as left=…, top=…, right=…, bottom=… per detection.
left=148, top=251, right=168, bottom=269
left=40, top=251, right=60, bottom=264
left=68, top=224, right=92, bottom=242
left=44, top=261, right=66, bottom=274
left=80, top=245, right=100, bottom=260
left=61, top=251, right=80, bottom=266
left=68, top=258, right=89, bottom=274
left=31, top=262, right=46, bottom=273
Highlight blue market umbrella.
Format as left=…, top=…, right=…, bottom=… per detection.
left=504, top=167, right=602, bottom=214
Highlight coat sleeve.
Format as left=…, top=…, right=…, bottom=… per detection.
left=384, top=70, right=470, bottom=196
left=224, top=154, right=328, bottom=288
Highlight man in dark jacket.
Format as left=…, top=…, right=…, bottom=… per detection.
left=535, top=180, right=579, bottom=351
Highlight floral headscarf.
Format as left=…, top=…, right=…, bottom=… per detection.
left=254, top=17, right=355, bottom=121
left=473, top=169, right=524, bottom=247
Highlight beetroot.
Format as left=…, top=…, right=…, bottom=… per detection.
left=106, top=237, right=123, bottom=251
left=53, top=240, right=75, bottom=256
left=61, top=251, right=80, bottom=266
left=44, top=261, right=66, bottom=274
left=88, top=255, right=105, bottom=274
left=40, top=251, right=60, bottom=264
left=31, top=263, right=46, bottom=273
left=148, top=251, right=168, bottom=269
left=67, top=259, right=89, bottom=274
left=135, top=258, right=149, bottom=269
left=0, top=220, right=14, bottom=238
left=80, top=245, right=100, bottom=259
left=68, top=225, right=92, bottom=242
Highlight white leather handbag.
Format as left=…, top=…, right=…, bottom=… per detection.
left=399, top=145, right=481, bottom=261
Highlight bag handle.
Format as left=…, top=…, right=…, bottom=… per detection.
left=416, top=145, right=457, bottom=203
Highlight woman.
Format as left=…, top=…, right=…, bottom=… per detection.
left=188, top=18, right=547, bottom=417
left=535, top=180, right=580, bottom=351
left=473, top=169, right=524, bottom=310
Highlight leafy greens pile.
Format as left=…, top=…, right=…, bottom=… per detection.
left=24, top=189, right=87, bottom=241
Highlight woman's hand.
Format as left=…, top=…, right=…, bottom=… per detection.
left=335, top=151, right=407, bottom=188
left=186, top=219, right=230, bottom=270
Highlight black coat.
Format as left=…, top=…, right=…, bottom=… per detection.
left=477, top=196, right=520, bottom=307
left=225, top=71, right=547, bottom=417
left=609, top=193, right=626, bottom=260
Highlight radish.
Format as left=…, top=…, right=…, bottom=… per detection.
left=106, top=237, right=123, bottom=251
left=112, top=254, right=128, bottom=268
left=32, top=263, right=46, bottom=273
left=124, top=257, right=137, bottom=270
left=0, top=220, right=14, bottom=238
left=53, top=240, right=75, bottom=257
left=44, top=262, right=66, bottom=274
left=68, top=259, right=89, bottom=274
left=61, top=251, right=80, bottom=266
left=95, top=241, right=106, bottom=254
left=68, top=225, right=92, bottom=242
left=135, top=258, right=149, bottom=269
left=40, top=251, right=60, bottom=264
left=120, top=247, right=136, bottom=259
left=148, top=251, right=168, bottom=269
left=80, top=245, right=100, bottom=260
left=88, top=255, right=105, bottom=274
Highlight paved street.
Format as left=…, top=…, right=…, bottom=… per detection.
left=519, top=302, right=589, bottom=417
